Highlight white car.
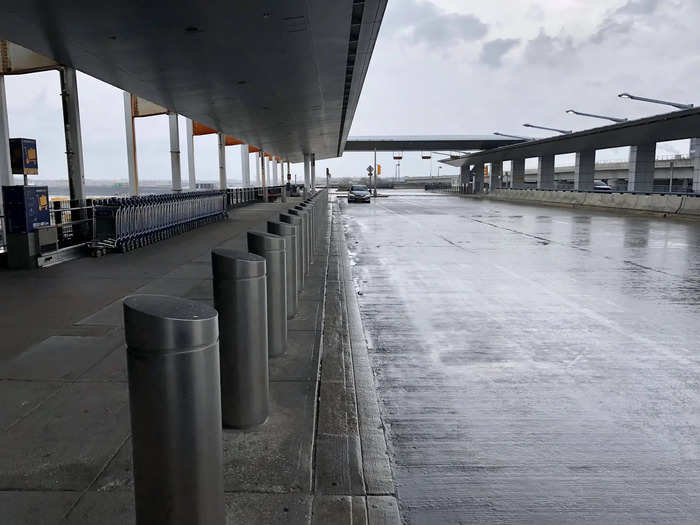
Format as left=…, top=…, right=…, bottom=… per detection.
left=348, top=184, right=371, bottom=203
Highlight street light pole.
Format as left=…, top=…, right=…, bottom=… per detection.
left=494, top=132, right=532, bottom=141
left=523, top=123, right=572, bottom=135
left=617, top=93, right=693, bottom=110
left=565, top=109, right=628, bottom=123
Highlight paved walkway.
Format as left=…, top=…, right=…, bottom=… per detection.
left=0, top=196, right=399, bottom=524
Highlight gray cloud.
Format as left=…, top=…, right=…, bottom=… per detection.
left=383, top=0, right=488, bottom=47
left=480, top=38, right=520, bottom=67
left=590, top=0, right=661, bottom=44
left=522, top=30, right=577, bottom=68
left=615, top=0, right=660, bottom=16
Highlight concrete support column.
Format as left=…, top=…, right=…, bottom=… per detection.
left=459, top=164, right=468, bottom=193
left=491, top=160, right=503, bottom=190
left=123, top=92, right=138, bottom=195
left=168, top=112, right=181, bottom=192
left=690, top=138, right=700, bottom=193
left=186, top=118, right=196, bottom=190
left=574, top=150, right=595, bottom=191
left=261, top=152, right=268, bottom=202
left=218, top=132, right=226, bottom=190
left=273, top=159, right=279, bottom=186
left=255, top=152, right=261, bottom=185
left=240, top=145, right=250, bottom=186
left=473, top=162, right=484, bottom=193
left=627, top=143, right=656, bottom=193
left=537, top=154, right=555, bottom=190
left=59, top=67, right=86, bottom=202
left=511, top=158, right=525, bottom=189
left=265, top=155, right=270, bottom=188
left=0, top=75, right=12, bottom=215
left=303, top=153, right=311, bottom=191
left=311, top=154, right=316, bottom=190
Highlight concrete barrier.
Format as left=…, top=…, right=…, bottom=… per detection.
left=486, top=189, right=700, bottom=219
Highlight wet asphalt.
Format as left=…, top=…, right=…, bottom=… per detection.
left=340, top=189, right=700, bottom=524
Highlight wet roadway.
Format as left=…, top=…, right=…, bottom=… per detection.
left=340, top=190, right=700, bottom=524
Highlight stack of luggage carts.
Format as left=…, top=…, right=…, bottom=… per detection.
left=91, top=191, right=227, bottom=255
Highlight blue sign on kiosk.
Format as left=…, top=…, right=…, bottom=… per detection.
left=9, top=138, right=39, bottom=176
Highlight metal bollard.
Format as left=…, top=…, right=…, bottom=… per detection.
left=211, top=249, right=269, bottom=428
left=289, top=207, right=310, bottom=276
left=123, top=294, right=225, bottom=525
left=247, top=231, right=287, bottom=357
left=280, top=213, right=304, bottom=294
left=267, top=220, right=298, bottom=318
left=300, top=201, right=316, bottom=254
left=294, top=204, right=313, bottom=265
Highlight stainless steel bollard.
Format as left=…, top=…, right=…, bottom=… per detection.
left=123, top=294, right=225, bottom=525
left=267, top=220, right=298, bottom=318
left=301, top=201, right=317, bottom=254
left=247, top=231, right=287, bottom=357
left=211, top=249, right=269, bottom=428
left=294, top=204, right=313, bottom=266
left=289, top=207, right=310, bottom=275
left=280, top=213, right=304, bottom=294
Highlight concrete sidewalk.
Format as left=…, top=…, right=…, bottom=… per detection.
left=0, top=196, right=398, bottom=524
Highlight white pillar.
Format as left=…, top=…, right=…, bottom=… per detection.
left=123, top=92, right=138, bottom=195
left=311, top=153, right=316, bottom=190
left=240, top=145, right=250, bottom=186
left=272, top=158, right=278, bottom=185
left=218, top=132, right=226, bottom=190
left=265, top=155, right=270, bottom=188
left=59, top=67, right=86, bottom=202
left=574, top=150, right=595, bottom=191
left=537, top=154, right=555, bottom=190
left=0, top=75, right=12, bottom=214
left=255, top=152, right=261, bottom=185
left=627, top=143, right=656, bottom=193
left=186, top=118, right=196, bottom=190
left=690, top=138, right=700, bottom=193
left=261, top=153, right=268, bottom=202
left=168, top=112, right=181, bottom=192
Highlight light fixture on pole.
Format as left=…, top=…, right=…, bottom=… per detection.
left=494, top=132, right=532, bottom=140
left=617, top=93, right=693, bottom=110
left=565, top=109, right=627, bottom=123
left=523, top=123, right=572, bottom=135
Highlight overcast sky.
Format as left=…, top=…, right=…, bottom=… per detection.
left=4, top=0, right=700, bottom=186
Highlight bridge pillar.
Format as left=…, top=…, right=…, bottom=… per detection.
left=473, top=162, right=484, bottom=193
left=168, top=112, right=181, bottom=192
left=240, top=145, right=250, bottom=186
left=627, top=143, right=656, bottom=193
left=218, top=132, right=227, bottom=190
left=574, top=150, right=595, bottom=191
left=60, top=67, right=86, bottom=202
left=537, top=154, right=555, bottom=190
left=511, top=158, right=525, bottom=189
left=690, top=138, right=700, bottom=193
left=186, top=119, right=196, bottom=190
left=0, top=75, right=12, bottom=216
left=490, top=161, right=503, bottom=190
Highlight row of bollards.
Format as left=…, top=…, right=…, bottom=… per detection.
left=124, top=189, right=328, bottom=524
